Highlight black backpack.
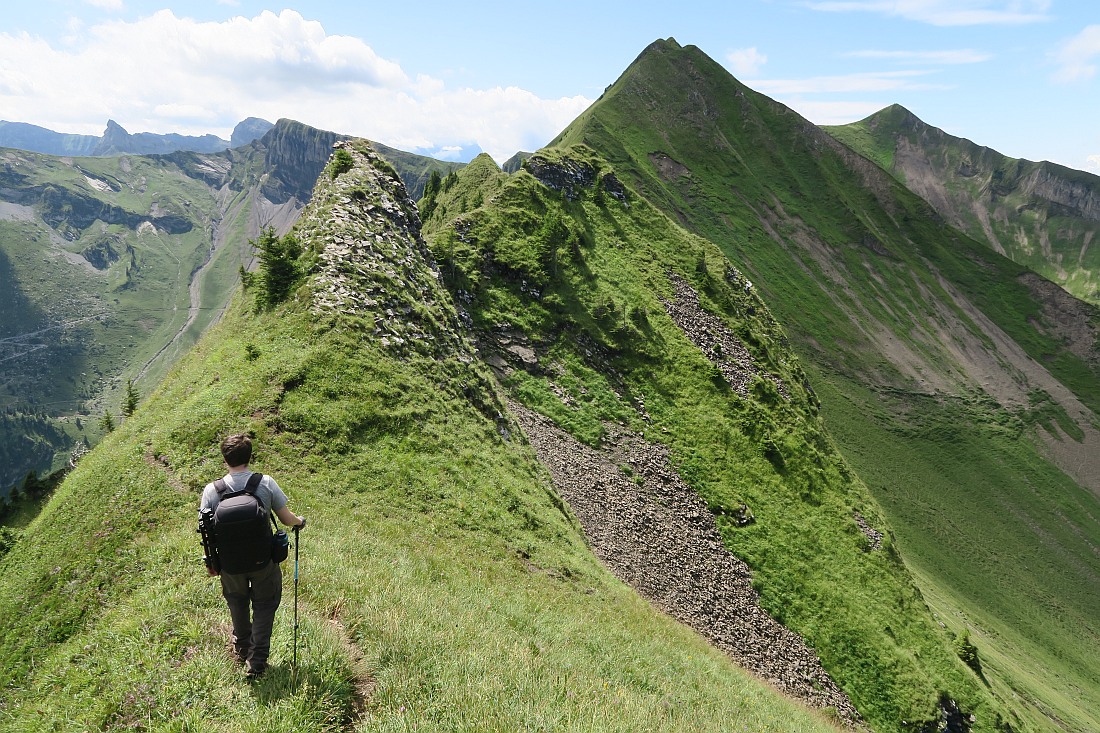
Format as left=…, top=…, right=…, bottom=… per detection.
left=213, top=473, right=277, bottom=574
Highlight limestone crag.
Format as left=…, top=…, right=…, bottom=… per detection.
left=302, top=140, right=473, bottom=361
left=511, top=400, right=862, bottom=725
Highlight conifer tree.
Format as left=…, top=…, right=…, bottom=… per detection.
left=253, top=227, right=302, bottom=310
left=122, top=379, right=139, bottom=417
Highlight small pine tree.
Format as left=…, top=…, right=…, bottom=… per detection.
left=122, top=379, right=139, bottom=417
left=424, top=170, right=442, bottom=198
left=954, top=630, right=983, bottom=676
left=100, top=411, right=115, bottom=434
left=253, top=227, right=302, bottom=310
left=420, top=170, right=443, bottom=219
left=328, top=149, right=354, bottom=178
left=443, top=170, right=459, bottom=192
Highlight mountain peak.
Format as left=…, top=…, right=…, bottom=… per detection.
left=231, top=117, right=274, bottom=148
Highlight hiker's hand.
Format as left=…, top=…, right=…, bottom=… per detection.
left=207, top=566, right=220, bottom=577
left=296, top=516, right=306, bottom=530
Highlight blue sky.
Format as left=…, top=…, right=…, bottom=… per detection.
left=1, top=1, right=1097, bottom=172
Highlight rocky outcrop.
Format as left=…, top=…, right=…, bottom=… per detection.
left=257, top=119, right=348, bottom=205
left=302, top=140, right=474, bottom=361
left=524, top=154, right=596, bottom=200
left=510, top=400, right=862, bottom=725
left=80, top=236, right=123, bottom=270
left=36, top=185, right=192, bottom=237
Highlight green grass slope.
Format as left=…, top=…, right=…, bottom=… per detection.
left=0, top=141, right=845, bottom=733
left=825, top=105, right=1100, bottom=306
left=550, top=39, right=1100, bottom=732
left=419, top=143, right=1003, bottom=730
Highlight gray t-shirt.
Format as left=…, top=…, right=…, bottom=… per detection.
left=199, top=470, right=289, bottom=515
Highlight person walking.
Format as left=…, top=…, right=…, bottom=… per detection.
left=199, top=433, right=305, bottom=679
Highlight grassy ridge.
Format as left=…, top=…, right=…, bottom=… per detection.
left=421, top=145, right=995, bottom=731
left=826, top=106, right=1100, bottom=306
left=0, top=150, right=845, bottom=732
left=549, top=39, right=1100, bottom=732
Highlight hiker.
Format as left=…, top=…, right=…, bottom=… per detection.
left=199, top=433, right=305, bottom=679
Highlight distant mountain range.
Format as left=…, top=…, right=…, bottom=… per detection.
left=0, top=117, right=275, bottom=157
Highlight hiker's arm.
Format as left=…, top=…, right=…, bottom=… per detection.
left=276, top=506, right=305, bottom=528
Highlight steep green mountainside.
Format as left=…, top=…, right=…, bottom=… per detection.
left=0, top=120, right=460, bottom=497
left=420, top=143, right=1005, bottom=731
left=0, top=140, right=847, bottom=733
left=825, top=105, right=1100, bottom=305
left=552, top=39, right=1100, bottom=733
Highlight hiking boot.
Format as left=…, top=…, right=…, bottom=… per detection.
left=246, top=664, right=266, bottom=680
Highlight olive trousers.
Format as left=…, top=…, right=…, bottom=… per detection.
left=220, top=560, right=282, bottom=674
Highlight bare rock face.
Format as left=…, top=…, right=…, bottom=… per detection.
left=524, top=154, right=596, bottom=200
left=510, top=400, right=862, bottom=725
left=524, top=151, right=628, bottom=203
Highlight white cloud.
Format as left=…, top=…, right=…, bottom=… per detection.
left=153, top=103, right=219, bottom=122
left=748, top=70, right=947, bottom=95
left=845, top=49, right=992, bottom=64
left=1087, top=154, right=1100, bottom=174
left=1053, top=25, right=1100, bottom=83
left=726, top=47, right=767, bottom=77
left=806, top=0, right=1051, bottom=26
left=0, top=9, right=592, bottom=162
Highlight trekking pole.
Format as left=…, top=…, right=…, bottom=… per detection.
left=292, top=523, right=301, bottom=684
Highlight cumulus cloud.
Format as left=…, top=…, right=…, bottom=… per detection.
left=726, top=47, right=767, bottom=77
left=1087, top=155, right=1100, bottom=174
left=806, top=0, right=1051, bottom=26
left=1053, top=25, right=1100, bottom=83
left=0, top=9, right=591, bottom=162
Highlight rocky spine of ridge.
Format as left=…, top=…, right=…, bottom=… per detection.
left=300, top=139, right=475, bottom=362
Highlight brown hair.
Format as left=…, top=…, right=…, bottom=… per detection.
left=220, top=433, right=253, bottom=467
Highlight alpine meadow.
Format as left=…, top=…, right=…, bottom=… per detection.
left=0, top=39, right=1097, bottom=733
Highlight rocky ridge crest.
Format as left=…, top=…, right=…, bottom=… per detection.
left=301, top=139, right=474, bottom=362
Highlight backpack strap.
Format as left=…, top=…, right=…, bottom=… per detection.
left=215, top=472, right=264, bottom=497
left=214, top=473, right=280, bottom=531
